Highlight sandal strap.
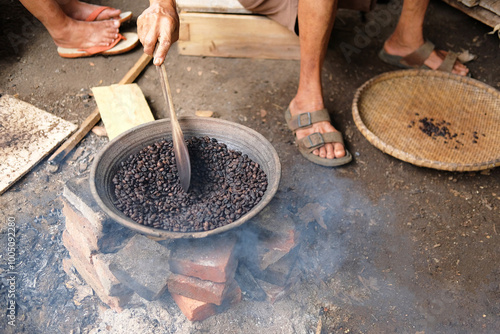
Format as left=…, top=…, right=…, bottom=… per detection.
left=437, top=51, right=458, bottom=73
left=297, top=131, right=344, bottom=153
left=286, top=108, right=331, bottom=131
left=85, top=6, right=111, bottom=22
left=401, top=40, right=435, bottom=67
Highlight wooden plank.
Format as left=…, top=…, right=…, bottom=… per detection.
left=177, top=0, right=376, bottom=13
left=91, top=84, right=154, bottom=140
left=178, top=12, right=300, bottom=60
left=0, top=95, right=77, bottom=194
left=442, top=0, right=500, bottom=27
left=480, top=0, right=500, bottom=16
left=459, top=0, right=480, bottom=7
left=177, top=0, right=250, bottom=13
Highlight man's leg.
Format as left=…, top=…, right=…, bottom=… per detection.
left=19, top=0, right=120, bottom=49
left=288, top=0, right=346, bottom=160
left=383, top=0, right=469, bottom=76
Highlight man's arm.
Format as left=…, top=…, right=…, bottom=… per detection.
left=137, top=0, right=179, bottom=65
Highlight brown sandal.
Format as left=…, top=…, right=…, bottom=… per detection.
left=284, top=108, right=352, bottom=167
left=378, top=40, right=469, bottom=75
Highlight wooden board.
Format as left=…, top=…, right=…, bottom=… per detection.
left=480, top=0, right=500, bottom=16
left=459, top=0, right=480, bottom=7
left=177, top=0, right=250, bottom=13
left=178, top=12, right=300, bottom=60
left=443, top=0, right=500, bottom=27
left=177, top=0, right=376, bottom=13
left=91, top=83, right=155, bottom=140
left=0, top=94, right=77, bottom=194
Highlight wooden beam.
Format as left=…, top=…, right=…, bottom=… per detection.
left=177, top=0, right=250, bottom=14
left=442, top=0, right=500, bottom=28
left=178, top=12, right=300, bottom=60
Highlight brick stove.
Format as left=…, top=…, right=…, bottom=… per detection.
left=60, top=176, right=301, bottom=321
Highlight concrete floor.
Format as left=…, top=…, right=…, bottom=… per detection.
left=0, top=0, right=499, bottom=333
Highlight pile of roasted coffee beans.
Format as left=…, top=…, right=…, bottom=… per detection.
left=417, top=117, right=455, bottom=140
left=411, top=116, right=485, bottom=148
left=112, top=136, right=268, bottom=232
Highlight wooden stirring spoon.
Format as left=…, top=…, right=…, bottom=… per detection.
left=157, top=63, right=191, bottom=191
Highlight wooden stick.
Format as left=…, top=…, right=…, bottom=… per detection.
left=47, top=53, right=152, bottom=171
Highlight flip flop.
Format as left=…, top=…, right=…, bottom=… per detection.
left=57, top=32, right=139, bottom=58
left=85, top=6, right=133, bottom=24
left=378, top=40, right=470, bottom=76
left=285, top=108, right=352, bottom=167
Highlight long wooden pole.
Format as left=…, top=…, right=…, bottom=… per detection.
left=47, top=53, right=152, bottom=171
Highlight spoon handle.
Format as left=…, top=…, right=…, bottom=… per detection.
left=157, top=64, right=191, bottom=191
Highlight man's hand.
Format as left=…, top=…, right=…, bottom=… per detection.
left=137, top=0, right=179, bottom=65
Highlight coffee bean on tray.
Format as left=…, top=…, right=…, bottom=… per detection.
left=112, top=136, right=268, bottom=232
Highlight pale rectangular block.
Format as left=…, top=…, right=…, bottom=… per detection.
left=91, top=83, right=154, bottom=140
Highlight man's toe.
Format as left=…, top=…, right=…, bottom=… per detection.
left=319, top=146, right=328, bottom=159
left=325, top=144, right=336, bottom=159
left=333, top=142, right=346, bottom=159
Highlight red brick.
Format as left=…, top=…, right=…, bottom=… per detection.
left=250, top=202, right=299, bottom=241
left=169, top=233, right=238, bottom=283
left=68, top=249, right=131, bottom=312
left=62, top=229, right=94, bottom=264
left=243, top=238, right=300, bottom=287
left=63, top=176, right=109, bottom=234
left=63, top=230, right=132, bottom=299
left=216, top=283, right=242, bottom=313
left=92, top=253, right=133, bottom=297
left=240, top=228, right=300, bottom=287
left=258, top=248, right=298, bottom=286
left=261, top=229, right=298, bottom=254
left=259, top=264, right=300, bottom=303
left=257, top=279, right=289, bottom=304
left=258, top=231, right=300, bottom=271
left=171, top=293, right=216, bottom=322
left=62, top=257, right=75, bottom=277
left=167, top=274, right=237, bottom=305
left=108, top=234, right=171, bottom=301
left=62, top=199, right=99, bottom=251
left=62, top=176, right=133, bottom=253
left=225, top=284, right=242, bottom=305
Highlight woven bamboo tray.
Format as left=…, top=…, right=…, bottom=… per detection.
left=352, top=70, right=500, bottom=172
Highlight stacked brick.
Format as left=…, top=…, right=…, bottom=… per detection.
left=237, top=204, right=302, bottom=302
left=61, top=177, right=134, bottom=312
left=166, top=234, right=242, bottom=320
left=60, top=176, right=301, bottom=321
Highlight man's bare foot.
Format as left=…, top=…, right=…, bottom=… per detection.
left=288, top=100, right=346, bottom=160
left=383, top=39, right=469, bottom=76
left=49, top=18, right=120, bottom=49
left=58, top=0, right=121, bottom=21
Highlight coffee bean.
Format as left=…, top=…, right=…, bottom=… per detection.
left=112, top=136, right=268, bottom=232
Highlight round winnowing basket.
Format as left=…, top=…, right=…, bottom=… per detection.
left=352, top=70, right=500, bottom=172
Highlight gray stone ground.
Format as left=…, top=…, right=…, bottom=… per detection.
left=1, top=0, right=499, bottom=333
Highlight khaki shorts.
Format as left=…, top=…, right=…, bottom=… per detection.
left=238, top=0, right=298, bottom=32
